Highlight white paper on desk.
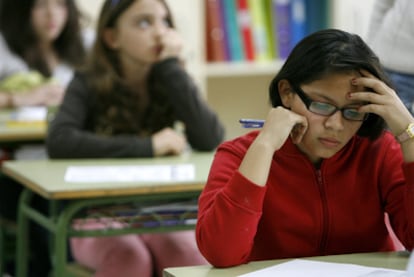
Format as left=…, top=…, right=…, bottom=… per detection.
left=64, top=164, right=195, bottom=183
left=238, top=259, right=406, bottom=277
left=10, top=106, right=47, bottom=121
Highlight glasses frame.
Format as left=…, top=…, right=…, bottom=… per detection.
left=292, top=85, right=368, bottom=122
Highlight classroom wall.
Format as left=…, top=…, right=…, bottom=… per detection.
left=331, top=0, right=375, bottom=38
left=76, top=0, right=103, bottom=26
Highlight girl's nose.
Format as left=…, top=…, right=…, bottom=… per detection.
left=154, top=21, right=168, bottom=36
left=324, top=110, right=345, bottom=130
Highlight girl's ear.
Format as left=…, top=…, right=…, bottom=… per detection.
left=278, top=79, right=294, bottom=108
left=103, top=28, right=119, bottom=49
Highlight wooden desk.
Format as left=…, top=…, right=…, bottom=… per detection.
left=163, top=251, right=410, bottom=277
left=2, top=152, right=214, bottom=277
left=0, top=109, right=46, bottom=143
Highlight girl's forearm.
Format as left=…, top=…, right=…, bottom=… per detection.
left=239, top=139, right=275, bottom=187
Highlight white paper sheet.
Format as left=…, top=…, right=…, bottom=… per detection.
left=238, top=259, right=406, bottom=277
left=10, top=106, right=47, bottom=121
left=64, top=164, right=195, bottom=183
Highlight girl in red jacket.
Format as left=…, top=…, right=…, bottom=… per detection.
left=196, top=29, right=414, bottom=267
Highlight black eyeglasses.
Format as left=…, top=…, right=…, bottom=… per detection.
left=293, top=85, right=368, bottom=121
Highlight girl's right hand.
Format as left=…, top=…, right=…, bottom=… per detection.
left=13, top=83, right=65, bottom=107
left=256, top=107, right=308, bottom=152
left=151, top=127, right=187, bottom=156
left=38, top=83, right=65, bottom=106
left=158, top=29, right=183, bottom=61
left=238, top=107, right=308, bottom=186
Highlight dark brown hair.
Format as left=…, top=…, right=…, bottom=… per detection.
left=83, top=0, right=177, bottom=136
left=0, top=0, right=87, bottom=77
left=269, top=29, right=389, bottom=140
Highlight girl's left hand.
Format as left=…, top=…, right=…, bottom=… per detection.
left=158, top=29, right=183, bottom=61
left=349, top=70, right=414, bottom=136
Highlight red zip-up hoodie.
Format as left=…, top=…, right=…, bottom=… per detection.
left=196, top=130, right=414, bottom=267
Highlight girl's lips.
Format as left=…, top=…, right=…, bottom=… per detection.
left=319, top=137, right=340, bottom=148
left=46, top=21, right=58, bottom=29
left=154, top=45, right=163, bottom=55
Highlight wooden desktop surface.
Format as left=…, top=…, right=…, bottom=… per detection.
left=1, top=152, right=214, bottom=199
left=163, top=251, right=410, bottom=277
left=3, top=151, right=215, bottom=277
left=0, top=109, right=46, bottom=142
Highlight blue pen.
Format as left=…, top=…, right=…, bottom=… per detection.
left=239, top=119, right=265, bottom=128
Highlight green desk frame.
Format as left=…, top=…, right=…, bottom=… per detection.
left=3, top=153, right=213, bottom=277
left=0, top=109, right=46, bottom=276
left=17, top=189, right=200, bottom=277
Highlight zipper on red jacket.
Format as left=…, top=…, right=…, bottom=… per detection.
left=316, top=169, right=329, bottom=254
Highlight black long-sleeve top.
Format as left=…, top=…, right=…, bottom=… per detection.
left=46, top=58, right=225, bottom=158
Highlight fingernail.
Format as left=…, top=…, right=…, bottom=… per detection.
left=351, top=78, right=357, bottom=85
left=347, top=92, right=353, bottom=98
